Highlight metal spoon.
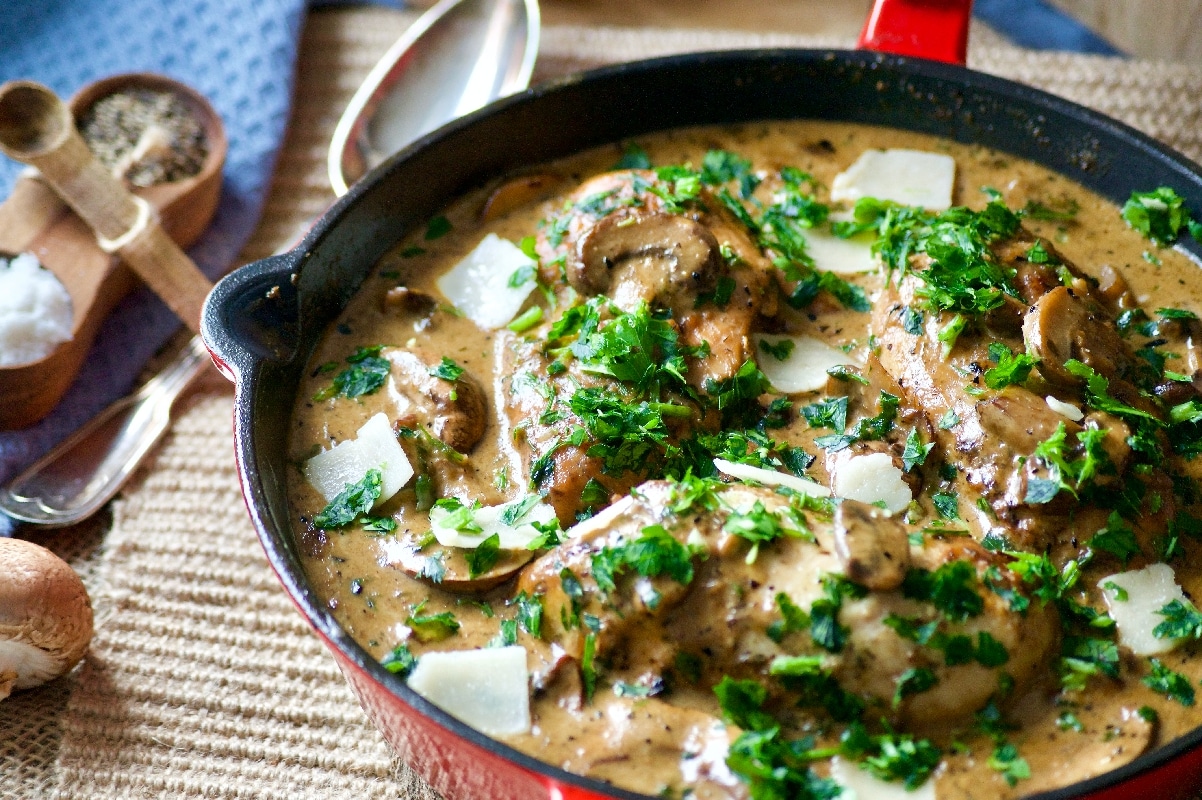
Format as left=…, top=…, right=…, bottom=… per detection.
left=328, top=0, right=540, bottom=195
left=0, top=0, right=540, bottom=528
left=0, top=335, right=210, bottom=527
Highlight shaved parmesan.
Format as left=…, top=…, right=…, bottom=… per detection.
left=833, top=453, right=911, bottom=514
left=714, top=458, right=831, bottom=497
left=430, top=496, right=557, bottom=549
left=303, top=412, right=413, bottom=505
left=407, top=646, right=531, bottom=735
left=1099, top=563, right=1188, bottom=656
left=803, top=227, right=879, bottom=274
left=831, top=149, right=956, bottom=211
left=754, top=334, right=857, bottom=394
left=1045, top=395, right=1085, bottom=422
left=436, top=233, right=537, bottom=329
left=830, top=756, right=934, bottom=800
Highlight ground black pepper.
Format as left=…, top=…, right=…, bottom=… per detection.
left=77, top=89, right=207, bottom=186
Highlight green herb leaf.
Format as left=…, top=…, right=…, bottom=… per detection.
left=1154, top=598, right=1202, bottom=640
left=983, top=342, right=1039, bottom=390
left=313, top=469, right=383, bottom=529
left=406, top=604, right=460, bottom=642
left=1090, top=511, right=1141, bottom=564
left=902, top=428, right=934, bottom=472
left=317, top=345, right=391, bottom=400
left=1122, top=186, right=1198, bottom=246
left=1144, top=658, right=1196, bottom=705
left=424, top=215, right=452, bottom=240
left=428, top=356, right=464, bottom=382
left=381, top=643, right=417, bottom=677
left=465, top=533, right=501, bottom=578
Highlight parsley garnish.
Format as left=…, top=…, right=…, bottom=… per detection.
left=902, top=428, right=934, bottom=471
left=1090, top=511, right=1141, bottom=564
left=380, top=642, right=417, bottom=677
left=428, top=356, right=464, bottom=382
left=983, top=342, right=1039, bottom=389
left=513, top=591, right=544, bottom=639
left=1121, top=186, right=1202, bottom=246
left=893, top=667, right=937, bottom=707
left=758, top=337, right=795, bottom=362
left=581, top=632, right=599, bottom=701
left=801, top=396, right=848, bottom=433
left=313, top=469, right=383, bottom=529
left=903, top=561, right=983, bottom=622
left=424, top=215, right=452, bottom=240
left=1024, top=421, right=1112, bottom=504
left=590, top=525, right=697, bottom=595
left=988, top=743, right=1031, bottom=787
left=839, top=722, right=941, bottom=790
left=1144, top=658, right=1195, bottom=705
left=1154, top=598, right=1202, bottom=640
left=465, top=533, right=501, bottom=578
left=406, top=601, right=460, bottom=642
left=315, top=345, right=391, bottom=400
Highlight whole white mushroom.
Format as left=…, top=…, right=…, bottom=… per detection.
left=0, top=538, right=93, bottom=699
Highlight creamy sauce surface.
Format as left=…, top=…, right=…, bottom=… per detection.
left=288, top=120, right=1202, bottom=798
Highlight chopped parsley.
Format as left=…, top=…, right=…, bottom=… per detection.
left=380, top=642, right=417, bottom=677
left=893, top=667, right=938, bottom=707
left=513, top=591, right=544, bottom=639
left=1090, top=511, right=1141, bottom=564
left=612, top=142, right=651, bottom=170
left=902, top=428, right=934, bottom=471
left=465, top=533, right=501, bottom=578
left=315, top=345, right=391, bottom=400
left=590, top=525, right=697, bottom=595
left=1024, top=421, right=1112, bottom=504
left=1121, top=186, right=1202, bottom=246
left=758, top=337, right=796, bottom=362
left=1154, top=598, right=1202, bottom=640
left=312, top=469, right=383, bottom=530
left=1143, top=658, right=1196, bottom=706
left=424, top=215, right=452, bottom=240
left=839, top=722, right=941, bottom=790
left=581, top=632, right=599, bottom=701
left=406, top=601, right=460, bottom=642
left=902, top=560, right=984, bottom=622
left=983, top=342, right=1039, bottom=390
left=428, top=356, right=464, bottom=382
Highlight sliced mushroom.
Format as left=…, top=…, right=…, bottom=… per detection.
left=481, top=173, right=563, bottom=222
left=0, top=539, right=93, bottom=700
left=379, top=532, right=534, bottom=594
left=831, top=499, right=912, bottom=590
left=386, top=348, right=488, bottom=452
left=1023, top=285, right=1130, bottom=388
left=572, top=212, right=721, bottom=310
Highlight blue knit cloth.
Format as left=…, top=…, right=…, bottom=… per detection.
left=0, top=1, right=1118, bottom=535
left=0, top=0, right=310, bottom=534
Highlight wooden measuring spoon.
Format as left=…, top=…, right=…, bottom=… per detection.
left=0, top=74, right=225, bottom=430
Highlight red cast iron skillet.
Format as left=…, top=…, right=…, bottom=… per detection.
left=202, top=1, right=1202, bottom=797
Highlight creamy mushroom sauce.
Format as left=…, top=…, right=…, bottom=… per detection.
left=289, top=120, right=1202, bottom=798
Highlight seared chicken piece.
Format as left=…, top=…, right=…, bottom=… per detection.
left=518, top=480, right=1058, bottom=730
left=872, top=231, right=1171, bottom=554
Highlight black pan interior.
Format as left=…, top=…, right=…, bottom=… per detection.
left=204, top=48, right=1202, bottom=800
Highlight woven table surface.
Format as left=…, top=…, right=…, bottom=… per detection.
left=3, top=6, right=1202, bottom=799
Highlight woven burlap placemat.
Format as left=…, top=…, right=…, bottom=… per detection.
left=3, top=6, right=1202, bottom=799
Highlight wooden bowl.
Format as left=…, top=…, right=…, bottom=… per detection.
left=0, top=73, right=226, bottom=430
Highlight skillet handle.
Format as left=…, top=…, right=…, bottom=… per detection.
left=856, top=0, right=973, bottom=66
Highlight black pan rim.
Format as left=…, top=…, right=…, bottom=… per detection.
left=205, top=46, right=1202, bottom=800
